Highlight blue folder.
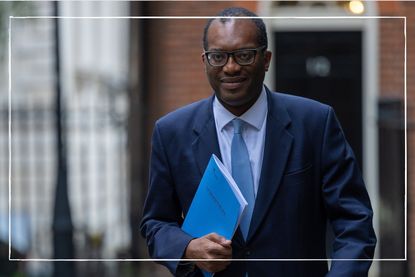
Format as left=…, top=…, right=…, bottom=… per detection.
left=182, top=154, right=246, bottom=277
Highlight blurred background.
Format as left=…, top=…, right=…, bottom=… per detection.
left=0, top=1, right=411, bottom=276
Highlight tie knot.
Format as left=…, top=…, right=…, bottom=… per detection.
left=232, top=118, right=244, bottom=134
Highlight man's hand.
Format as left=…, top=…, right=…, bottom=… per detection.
left=184, top=233, right=232, bottom=273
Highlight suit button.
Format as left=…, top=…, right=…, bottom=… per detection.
left=245, top=250, right=251, bottom=256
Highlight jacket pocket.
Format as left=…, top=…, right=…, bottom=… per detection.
left=282, top=164, right=313, bottom=186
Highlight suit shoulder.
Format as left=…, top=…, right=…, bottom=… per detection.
left=273, top=91, right=330, bottom=110
left=155, top=97, right=212, bottom=129
left=271, top=91, right=331, bottom=119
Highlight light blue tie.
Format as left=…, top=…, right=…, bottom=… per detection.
left=231, top=118, right=255, bottom=240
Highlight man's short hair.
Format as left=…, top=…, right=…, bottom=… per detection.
left=202, top=7, right=268, bottom=51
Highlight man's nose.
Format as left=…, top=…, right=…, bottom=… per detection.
left=223, top=55, right=241, bottom=74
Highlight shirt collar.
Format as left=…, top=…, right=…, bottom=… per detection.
left=213, top=86, right=268, bottom=131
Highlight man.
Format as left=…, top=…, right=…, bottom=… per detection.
left=140, top=7, right=376, bottom=277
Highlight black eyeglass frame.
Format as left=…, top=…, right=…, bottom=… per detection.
left=203, top=45, right=267, bottom=67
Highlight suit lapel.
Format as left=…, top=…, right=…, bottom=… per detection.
left=247, top=89, right=293, bottom=242
left=191, top=96, right=222, bottom=177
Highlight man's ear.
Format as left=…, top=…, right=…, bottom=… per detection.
left=264, top=50, right=272, bottom=72
left=201, top=53, right=208, bottom=73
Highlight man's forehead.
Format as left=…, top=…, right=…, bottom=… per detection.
left=207, top=18, right=257, bottom=41
left=204, top=17, right=260, bottom=51
left=210, top=17, right=256, bottom=30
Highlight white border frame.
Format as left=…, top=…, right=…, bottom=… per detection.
left=8, top=15, right=407, bottom=262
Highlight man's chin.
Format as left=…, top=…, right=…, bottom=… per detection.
left=219, top=97, right=251, bottom=111
left=218, top=93, right=246, bottom=106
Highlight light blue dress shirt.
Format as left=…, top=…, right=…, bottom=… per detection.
left=213, top=87, right=268, bottom=198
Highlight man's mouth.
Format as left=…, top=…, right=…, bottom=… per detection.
left=220, top=77, right=247, bottom=90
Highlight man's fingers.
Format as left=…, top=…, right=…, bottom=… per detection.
left=208, top=243, right=232, bottom=258
left=205, top=233, right=232, bottom=247
left=220, top=239, right=232, bottom=247
left=185, top=235, right=232, bottom=259
left=185, top=234, right=232, bottom=273
left=204, top=232, right=223, bottom=242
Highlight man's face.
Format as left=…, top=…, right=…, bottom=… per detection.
left=203, top=19, right=272, bottom=116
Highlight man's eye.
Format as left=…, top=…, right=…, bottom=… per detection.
left=236, top=51, right=253, bottom=61
left=210, top=53, right=225, bottom=62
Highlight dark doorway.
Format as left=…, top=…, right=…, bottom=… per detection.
left=273, top=31, right=363, bottom=168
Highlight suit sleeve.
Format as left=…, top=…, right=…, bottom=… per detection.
left=320, top=107, right=377, bottom=276
left=140, top=122, right=194, bottom=275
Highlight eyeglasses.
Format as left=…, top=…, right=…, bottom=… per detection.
left=204, top=46, right=267, bottom=67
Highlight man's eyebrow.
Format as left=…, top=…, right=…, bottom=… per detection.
left=206, top=47, right=257, bottom=52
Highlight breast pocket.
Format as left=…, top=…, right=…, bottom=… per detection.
left=282, top=163, right=313, bottom=186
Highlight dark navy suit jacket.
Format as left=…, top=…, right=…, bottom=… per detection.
left=140, top=89, right=376, bottom=277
